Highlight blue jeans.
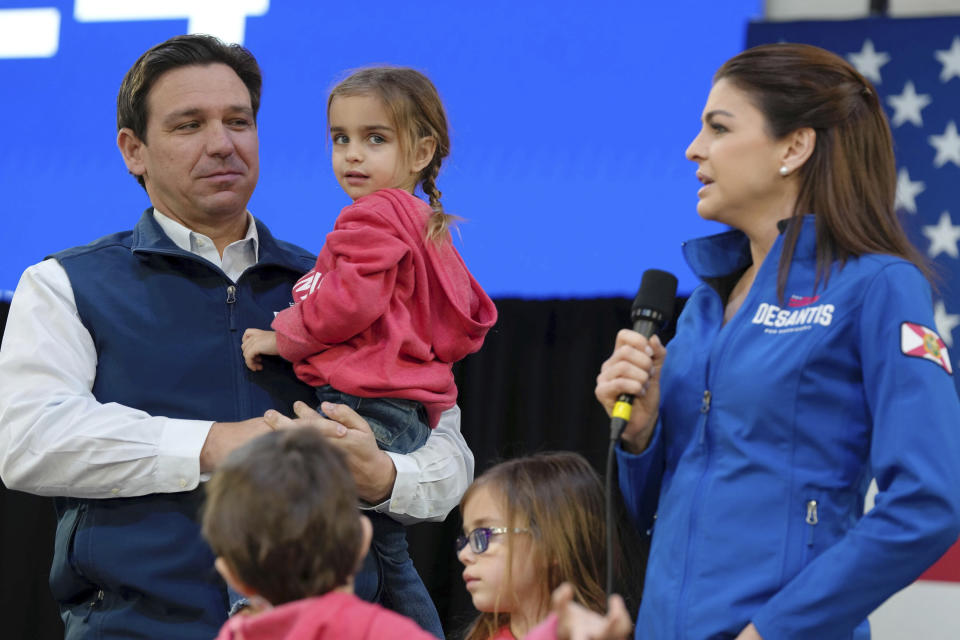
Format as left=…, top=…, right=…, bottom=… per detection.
left=314, top=386, right=430, bottom=454
left=317, top=386, right=441, bottom=637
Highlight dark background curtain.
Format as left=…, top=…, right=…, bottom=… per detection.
left=0, top=295, right=678, bottom=638
left=0, top=300, right=65, bottom=639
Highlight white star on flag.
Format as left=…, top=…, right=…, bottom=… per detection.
left=929, top=121, right=960, bottom=168
left=895, top=168, right=925, bottom=214
left=848, top=39, right=890, bottom=83
left=922, top=211, right=960, bottom=259
left=934, top=300, right=960, bottom=348
left=887, top=81, right=931, bottom=127
left=935, top=35, right=960, bottom=83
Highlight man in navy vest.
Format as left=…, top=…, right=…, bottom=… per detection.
left=0, top=34, right=471, bottom=639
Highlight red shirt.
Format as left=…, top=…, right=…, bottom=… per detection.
left=214, top=592, right=435, bottom=640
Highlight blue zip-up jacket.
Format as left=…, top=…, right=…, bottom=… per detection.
left=49, top=210, right=316, bottom=639
left=618, top=217, right=960, bottom=639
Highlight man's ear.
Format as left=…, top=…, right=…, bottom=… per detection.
left=117, top=127, right=146, bottom=179
left=410, top=136, right=437, bottom=175
left=215, top=557, right=258, bottom=599
left=354, top=514, right=374, bottom=573
left=779, top=127, right=816, bottom=175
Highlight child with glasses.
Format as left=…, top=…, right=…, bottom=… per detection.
left=203, top=428, right=630, bottom=640
left=457, top=452, right=621, bottom=640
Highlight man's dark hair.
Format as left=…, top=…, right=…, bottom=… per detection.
left=117, top=34, right=262, bottom=186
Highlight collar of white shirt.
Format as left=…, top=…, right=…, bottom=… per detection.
left=151, top=209, right=260, bottom=283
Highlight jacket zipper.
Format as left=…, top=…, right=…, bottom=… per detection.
left=677, top=387, right=713, bottom=637
left=698, top=390, right=712, bottom=445
left=82, top=589, right=104, bottom=623
left=805, top=499, right=819, bottom=547
left=226, top=285, right=237, bottom=331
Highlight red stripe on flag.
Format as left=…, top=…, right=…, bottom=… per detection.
left=920, top=539, right=960, bottom=583
left=907, top=322, right=926, bottom=339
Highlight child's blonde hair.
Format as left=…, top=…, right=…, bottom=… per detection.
left=328, top=66, right=456, bottom=244
left=460, top=452, right=611, bottom=640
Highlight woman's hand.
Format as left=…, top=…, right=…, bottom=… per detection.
left=264, top=401, right=397, bottom=504
left=595, top=329, right=666, bottom=453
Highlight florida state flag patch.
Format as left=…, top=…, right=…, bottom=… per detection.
left=901, top=322, right=953, bottom=375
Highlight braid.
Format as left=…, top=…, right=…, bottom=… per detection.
left=422, top=158, right=457, bottom=245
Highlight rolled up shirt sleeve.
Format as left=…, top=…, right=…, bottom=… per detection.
left=0, top=259, right=212, bottom=498
left=366, top=405, right=474, bottom=524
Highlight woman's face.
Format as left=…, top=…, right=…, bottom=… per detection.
left=685, top=78, right=792, bottom=230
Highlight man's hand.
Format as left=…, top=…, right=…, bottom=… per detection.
left=264, top=401, right=397, bottom=504
left=199, top=418, right=273, bottom=472
left=241, top=328, right=279, bottom=371
left=553, top=583, right=633, bottom=640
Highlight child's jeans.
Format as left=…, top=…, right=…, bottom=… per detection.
left=314, top=385, right=430, bottom=455
left=318, top=386, right=441, bottom=637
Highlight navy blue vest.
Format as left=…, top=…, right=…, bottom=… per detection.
left=49, top=210, right=315, bottom=639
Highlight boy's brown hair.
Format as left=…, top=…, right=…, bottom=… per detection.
left=201, top=428, right=362, bottom=605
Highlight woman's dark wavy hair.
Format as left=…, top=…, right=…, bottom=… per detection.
left=716, top=43, right=930, bottom=300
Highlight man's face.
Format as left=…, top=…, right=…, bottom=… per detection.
left=118, top=63, right=259, bottom=228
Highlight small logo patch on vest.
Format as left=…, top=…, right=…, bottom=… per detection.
left=788, top=294, right=820, bottom=308
left=901, top=322, right=953, bottom=375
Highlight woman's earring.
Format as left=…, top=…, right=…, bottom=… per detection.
left=779, top=165, right=790, bottom=177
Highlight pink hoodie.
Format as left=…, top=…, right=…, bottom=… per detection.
left=273, top=189, right=497, bottom=427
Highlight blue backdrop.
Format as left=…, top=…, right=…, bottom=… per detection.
left=0, top=0, right=763, bottom=298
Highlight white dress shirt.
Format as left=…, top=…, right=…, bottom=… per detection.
left=0, top=211, right=473, bottom=523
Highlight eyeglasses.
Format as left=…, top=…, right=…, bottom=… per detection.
left=455, top=526, right=530, bottom=554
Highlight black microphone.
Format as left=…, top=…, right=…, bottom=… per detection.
left=610, top=269, right=678, bottom=440
left=605, top=268, right=677, bottom=597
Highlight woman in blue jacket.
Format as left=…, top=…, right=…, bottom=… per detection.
left=595, top=43, right=960, bottom=639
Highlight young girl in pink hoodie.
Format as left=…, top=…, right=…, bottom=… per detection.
left=240, top=67, right=497, bottom=636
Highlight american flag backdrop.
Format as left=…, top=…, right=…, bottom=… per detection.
left=747, top=14, right=960, bottom=623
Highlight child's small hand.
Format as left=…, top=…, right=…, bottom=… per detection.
left=734, top=623, right=764, bottom=640
left=241, top=329, right=279, bottom=371
left=552, top=582, right=632, bottom=640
